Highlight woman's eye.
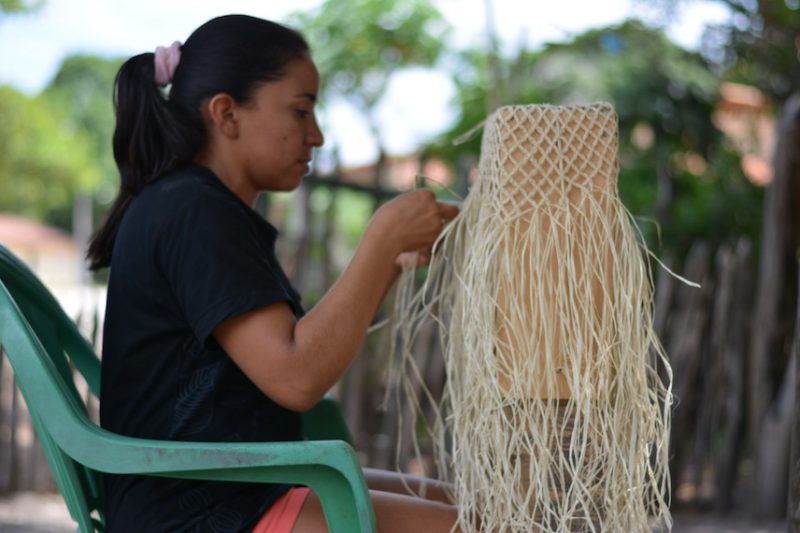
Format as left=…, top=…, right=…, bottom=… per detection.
left=296, top=109, right=310, bottom=118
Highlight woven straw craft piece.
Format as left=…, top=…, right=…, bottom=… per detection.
left=388, top=103, right=673, bottom=532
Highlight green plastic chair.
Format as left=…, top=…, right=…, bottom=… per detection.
left=0, top=243, right=376, bottom=532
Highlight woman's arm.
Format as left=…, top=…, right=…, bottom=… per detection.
left=214, top=189, right=458, bottom=411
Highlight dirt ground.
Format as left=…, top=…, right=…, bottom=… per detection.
left=0, top=491, right=788, bottom=532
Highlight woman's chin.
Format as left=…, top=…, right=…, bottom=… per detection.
left=272, top=177, right=304, bottom=192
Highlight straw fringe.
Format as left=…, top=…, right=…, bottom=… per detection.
left=386, top=103, right=673, bottom=532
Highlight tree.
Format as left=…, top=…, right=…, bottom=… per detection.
left=423, top=46, right=567, bottom=181
left=42, top=54, right=121, bottom=192
left=643, top=0, right=800, bottom=104
left=40, top=54, right=121, bottom=260
left=288, top=0, right=450, bottom=177
left=561, top=21, right=758, bottom=254
left=714, top=0, right=800, bottom=102
left=0, top=85, right=100, bottom=228
left=429, top=20, right=760, bottom=256
left=0, top=0, right=42, bottom=15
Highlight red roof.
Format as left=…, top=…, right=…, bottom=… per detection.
left=0, top=213, right=76, bottom=252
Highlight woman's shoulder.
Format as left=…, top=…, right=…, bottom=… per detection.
left=131, top=165, right=279, bottom=243
left=147, top=165, right=229, bottom=204
left=130, top=166, right=241, bottom=222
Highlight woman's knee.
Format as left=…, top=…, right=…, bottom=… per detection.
left=291, top=488, right=460, bottom=533
left=370, top=490, right=460, bottom=533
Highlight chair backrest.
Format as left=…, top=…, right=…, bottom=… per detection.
left=0, top=244, right=105, bottom=531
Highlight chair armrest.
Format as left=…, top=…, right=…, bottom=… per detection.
left=61, top=423, right=375, bottom=532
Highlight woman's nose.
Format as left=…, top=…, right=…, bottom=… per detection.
left=306, top=118, right=324, bottom=147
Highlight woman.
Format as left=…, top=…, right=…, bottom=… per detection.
left=88, top=13, right=460, bottom=533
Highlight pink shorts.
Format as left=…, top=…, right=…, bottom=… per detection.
left=252, top=487, right=312, bottom=533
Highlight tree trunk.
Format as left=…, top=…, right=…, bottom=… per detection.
left=755, top=341, right=796, bottom=519
left=750, top=92, right=800, bottom=519
left=787, top=267, right=800, bottom=529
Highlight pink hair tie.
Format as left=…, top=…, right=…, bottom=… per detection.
left=154, top=41, right=182, bottom=86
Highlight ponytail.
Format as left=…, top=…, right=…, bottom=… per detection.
left=87, top=53, right=202, bottom=270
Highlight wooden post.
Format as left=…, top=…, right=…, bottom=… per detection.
left=712, top=240, right=753, bottom=512
left=789, top=265, right=800, bottom=528
left=665, top=242, right=711, bottom=498
left=750, top=92, right=800, bottom=519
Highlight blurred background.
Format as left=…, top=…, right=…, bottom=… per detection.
left=0, top=0, right=797, bottom=529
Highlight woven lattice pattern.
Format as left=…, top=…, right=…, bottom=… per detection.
left=388, top=103, right=673, bottom=532
left=492, top=104, right=616, bottom=216
left=491, top=104, right=619, bottom=401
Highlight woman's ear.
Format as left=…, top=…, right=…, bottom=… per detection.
left=205, top=93, right=239, bottom=139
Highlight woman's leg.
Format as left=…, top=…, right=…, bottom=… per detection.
left=363, top=467, right=454, bottom=504
left=291, top=488, right=461, bottom=533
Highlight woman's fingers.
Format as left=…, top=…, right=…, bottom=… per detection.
left=433, top=202, right=459, bottom=238
left=370, top=191, right=460, bottom=255
left=437, top=202, right=460, bottom=224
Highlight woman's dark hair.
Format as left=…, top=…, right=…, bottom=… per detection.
left=87, top=15, right=310, bottom=270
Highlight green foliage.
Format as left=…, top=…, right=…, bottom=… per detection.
left=0, top=3, right=767, bottom=262
left=425, top=47, right=567, bottom=168
left=333, top=190, right=374, bottom=247
left=289, top=0, right=449, bottom=144
left=0, top=0, right=42, bottom=14
left=291, top=0, right=447, bottom=104
left=0, top=54, right=119, bottom=230
left=0, top=85, right=99, bottom=227
left=40, top=54, right=121, bottom=229
left=708, top=0, right=800, bottom=102
left=569, top=22, right=761, bottom=255
left=429, top=20, right=762, bottom=258
left=643, top=0, right=800, bottom=103
left=42, top=54, right=121, bottom=187
left=662, top=149, right=763, bottom=253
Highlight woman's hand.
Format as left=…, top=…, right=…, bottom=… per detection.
left=368, top=189, right=459, bottom=263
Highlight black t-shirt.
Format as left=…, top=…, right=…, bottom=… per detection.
left=100, top=165, right=305, bottom=532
